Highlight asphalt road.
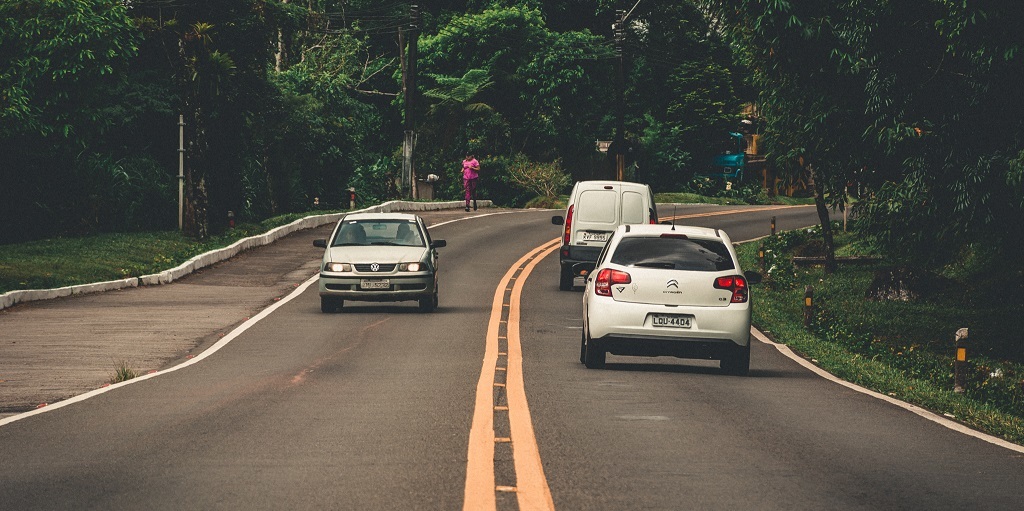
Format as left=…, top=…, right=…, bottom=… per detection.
left=3, top=205, right=1024, bottom=510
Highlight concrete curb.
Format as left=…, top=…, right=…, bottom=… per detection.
left=0, top=200, right=490, bottom=311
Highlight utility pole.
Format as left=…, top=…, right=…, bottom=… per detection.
left=613, top=8, right=626, bottom=181
left=178, top=114, right=185, bottom=231
left=402, top=5, right=420, bottom=199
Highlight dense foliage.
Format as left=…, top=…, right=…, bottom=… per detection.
left=5, top=0, right=1019, bottom=277
left=703, top=0, right=1024, bottom=271
left=0, top=0, right=745, bottom=243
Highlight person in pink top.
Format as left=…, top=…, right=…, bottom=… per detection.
left=462, top=153, right=480, bottom=211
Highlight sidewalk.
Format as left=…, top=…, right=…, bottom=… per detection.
left=0, top=202, right=493, bottom=418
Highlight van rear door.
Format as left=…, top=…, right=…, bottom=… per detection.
left=621, top=190, right=646, bottom=224
left=573, top=188, right=618, bottom=245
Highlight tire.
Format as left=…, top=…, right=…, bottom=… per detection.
left=559, top=266, right=575, bottom=291
left=579, top=331, right=587, bottom=364
left=320, top=297, right=342, bottom=313
left=583, top=333, right=606, bottom=369
left=419, top=288, right=438, bottom=313
left=721, top=341, right=751, bottom=376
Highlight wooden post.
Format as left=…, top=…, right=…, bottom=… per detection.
left=803, top=285, right=814, bottom=328
left=954, top=328, right=969, bottom=393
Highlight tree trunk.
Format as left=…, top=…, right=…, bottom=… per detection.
left=183, top=104, right=209, bottom=240
left=810, top=165, right=837, bottom=274
left=179, top=33, right=209, bottom=239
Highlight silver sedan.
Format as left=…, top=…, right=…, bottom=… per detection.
left=313, top=213, right=445, bottom=312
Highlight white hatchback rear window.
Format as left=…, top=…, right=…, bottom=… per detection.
left=611, top=237, right=734, bottom=271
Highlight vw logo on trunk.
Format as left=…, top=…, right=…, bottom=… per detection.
left=370, top=263, right=380, bottom=272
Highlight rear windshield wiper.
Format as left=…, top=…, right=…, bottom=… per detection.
left=632, top=261, right=676, bottom=269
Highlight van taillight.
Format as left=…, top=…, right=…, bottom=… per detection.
left=563, top=204, right=574, bottom=245
left=714, top=276, right=749, bottom=303
left=595, top=268, right=631, bottom=296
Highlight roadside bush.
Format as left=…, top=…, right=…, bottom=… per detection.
left=745, top=228, right=1024, bottom=435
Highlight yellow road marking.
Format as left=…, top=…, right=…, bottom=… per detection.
left=463, top=204, right=804, bottom=510
left=464, top=239, right=559, bottom=511
left=507, top=242, right=560, bottom=511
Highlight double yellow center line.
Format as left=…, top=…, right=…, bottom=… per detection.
left=464, top=238, right=560, bottom=511
left=462, top=205, right=809, bottom=509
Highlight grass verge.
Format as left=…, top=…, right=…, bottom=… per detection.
left=0, top=211, right=340, bottom=294
left=738, top=226, right=1024, bottom=445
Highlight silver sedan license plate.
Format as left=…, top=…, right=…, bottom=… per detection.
left=651, top=314, right=692, bottom=328
left=360, top=279, right=390, bottom=290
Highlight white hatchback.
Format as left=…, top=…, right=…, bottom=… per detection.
left=581, top=224, right=762, bottom=375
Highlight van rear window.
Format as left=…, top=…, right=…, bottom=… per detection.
left=610, top=237, right=735, bottom=272
left=621, top=191, right=644, bottom=224
left=576, top=190, right=616, bottom=223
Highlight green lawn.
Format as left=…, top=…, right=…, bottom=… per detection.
left=0, top=212, right=334, bottom=294
left=738, top=228, right=1024, bottom=444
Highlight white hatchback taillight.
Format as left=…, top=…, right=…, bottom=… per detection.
left=714, top=275, right=749, bottom=303
left=595, top=268, right=631, bottom=297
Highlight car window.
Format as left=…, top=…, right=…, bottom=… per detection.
left=610, top=237, right=735, bottom=271
left=621, top=191, right=645, bottom=224
left=576, top=190, right=617, bottom=224
left=333, top=220, right=424, bottom=247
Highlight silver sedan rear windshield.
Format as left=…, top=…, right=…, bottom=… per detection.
left=610, top=237, right=734, bottom=272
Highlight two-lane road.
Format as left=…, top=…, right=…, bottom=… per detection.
left=2, top=205, right=1023, bottom=510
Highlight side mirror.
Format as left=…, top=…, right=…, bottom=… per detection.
left=551, top=215, right=564, bottom=225
left=431, top=240, right=447, bottom=249
left=313, top=239, right=328, bottom=248
left=744, top=270, right=763, bottom=285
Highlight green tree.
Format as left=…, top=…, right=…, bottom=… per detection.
left=704, top=0, right=1024, bottom=270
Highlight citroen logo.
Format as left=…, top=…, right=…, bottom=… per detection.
left=666, top=279, right=679, bottom=288
left=370, top=263, right=380, bottom=272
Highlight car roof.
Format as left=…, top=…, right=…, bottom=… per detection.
left=342, top=212, right=421, bottom=222
left=574, top=180, right=650, bottom=190
left=615, top=224, right=723, bottom=240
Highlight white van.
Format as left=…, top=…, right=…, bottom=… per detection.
left=551, top=180, right=658, bottom=290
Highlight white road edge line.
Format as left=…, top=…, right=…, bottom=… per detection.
left=0, top=210, right=525, bottom=428
left=750, top=327, right=1024, bottom=453
left=0, top=274, right=320, bottom=427
left=734, top=233, right=1024, bottom=454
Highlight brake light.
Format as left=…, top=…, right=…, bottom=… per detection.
left=563, top=204, right=574, bottom=246
left=714, top=275, right=749, bottom=303
left=649, top=208, right=657, bottom=224
left=595, top=268, right=631, bottom=296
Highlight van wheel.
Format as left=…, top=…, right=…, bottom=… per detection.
left=559, top=267, right=574, bottom=291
